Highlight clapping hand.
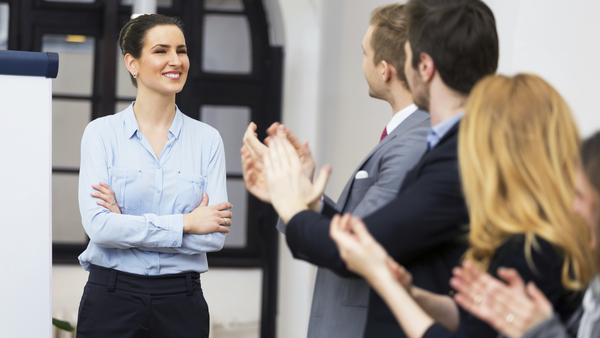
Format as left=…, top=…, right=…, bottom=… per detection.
left=241, top=122, right=317, bottom=204
left=330, top=213, right=412, bottom=289
left=262, top=128, right=331, bottom=223
left=451, top=261, right=553, bottom=338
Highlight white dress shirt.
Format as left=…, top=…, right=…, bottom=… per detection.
left=385, top=103, right=419, bottom=135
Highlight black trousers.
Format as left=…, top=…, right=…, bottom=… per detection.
left=76, top=265, right=209, bottom=338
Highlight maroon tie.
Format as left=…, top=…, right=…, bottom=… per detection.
left=380, top=127, right=388, bottom=142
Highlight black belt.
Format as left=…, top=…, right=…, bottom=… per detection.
left=88, top=265, right=200, bottom=296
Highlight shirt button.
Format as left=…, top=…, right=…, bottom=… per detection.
left=153, top=257, right=158, bottom=261
left=173, top=241, right=178, bottom=246
left=157, top=166, right=161, bottom=169
left=156, top=189, right=160, bottom=193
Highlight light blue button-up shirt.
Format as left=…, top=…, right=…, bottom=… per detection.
left=426, top=113, right=464, bottom=150
left=78, top=103, right=228, bottom=275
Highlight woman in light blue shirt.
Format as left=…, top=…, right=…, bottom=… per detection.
left=76, top=14, right=231, bottom=338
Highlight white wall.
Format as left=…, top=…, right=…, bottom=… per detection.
left=484, top=0, right=600, bottom=136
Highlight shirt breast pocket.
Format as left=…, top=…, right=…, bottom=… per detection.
left=109, top=167, right=142, bottom=212
left=176, top=173, right=206, bottom=214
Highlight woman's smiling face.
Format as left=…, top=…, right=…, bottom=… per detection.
left=133, top=24, right=189, bottom=96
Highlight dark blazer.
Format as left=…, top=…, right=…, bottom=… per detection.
left=286, top=122, right=470, bottom=337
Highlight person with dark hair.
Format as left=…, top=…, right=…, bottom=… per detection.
left=250, top=0, right=499, bottom=337
left=450, top=131, right=600, bottom=338
left=76, top=14, right=232, bottom=338
left=240, top=4, right=430, bottom=337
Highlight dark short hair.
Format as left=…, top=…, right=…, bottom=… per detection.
left=118, top=14, right=184, bottom=87
left=406, top=0, right=498, bottom=94
left=370, top=4, right=409, bottom=88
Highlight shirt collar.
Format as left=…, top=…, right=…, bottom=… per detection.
left=123, top=101, right=184, bottom=140
left=427, top=112, right=464, bottom=150
left=386, top=103, right=419, bottom=134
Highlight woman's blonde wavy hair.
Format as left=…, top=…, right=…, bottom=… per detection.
left=460, top=73, right=594, bottom=291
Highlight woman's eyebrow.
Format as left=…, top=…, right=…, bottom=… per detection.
left=150, top=44, right=187, bottom=49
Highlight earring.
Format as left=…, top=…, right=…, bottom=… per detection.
left=133, top=72, right=137, bottom=79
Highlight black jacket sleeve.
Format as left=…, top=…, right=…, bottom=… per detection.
left=286, top=129, right=469, bottom=277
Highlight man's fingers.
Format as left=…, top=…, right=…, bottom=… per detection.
left=310, top=165, right=331, bottom=201
left=267, top=138, right=285, bottom=173
left=266, top=122, right=281, bottom=137
left=281, top=136, right=303, bottom=172
left=243, top=122, right=267, bottom=159
left=263, top=148, right=275, bottom=191
left=287, top=129, right=304, bottom=151
left=270, top=136, right=291, bottom=173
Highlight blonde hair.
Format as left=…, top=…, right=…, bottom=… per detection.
left=460, top=73, right=593, bottom=291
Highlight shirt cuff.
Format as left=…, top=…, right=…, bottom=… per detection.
left=161, top=214, right=184, bottom=248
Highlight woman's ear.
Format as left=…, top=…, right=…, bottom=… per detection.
left=124, top=54, right=137, bottom=76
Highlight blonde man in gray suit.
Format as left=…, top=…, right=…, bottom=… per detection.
left=241, top=4, right=429, bottom=337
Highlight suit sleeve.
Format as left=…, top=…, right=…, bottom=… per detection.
left=286, top=145, right=468, bottom=276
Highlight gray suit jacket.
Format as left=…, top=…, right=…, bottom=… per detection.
left=278, top=109, right=430, bottom=338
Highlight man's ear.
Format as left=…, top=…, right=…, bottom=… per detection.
left=380, top=60, right=396, bottom=83
left=124, top=54, right=137, bottom=76
left=418, top=52, right=435, bottom=83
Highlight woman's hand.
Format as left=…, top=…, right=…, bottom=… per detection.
left=183, top=193, right=233, bottom=235
left=451, top=260, right=553, bottom=338
left=388, top=258, right=413, bottom=294
left=91, top=182, right=121, bottom=214
left=330, top=213, right=403, bottom=285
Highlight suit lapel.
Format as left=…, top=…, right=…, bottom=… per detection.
left=335, top=111, right=429, bottom=210
left=400, top=121, right=460, bottom=193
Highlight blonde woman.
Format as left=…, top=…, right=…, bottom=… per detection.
left=452, top=131, right=600, bottom=338
left=329, top=73, right=594, bottom=338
